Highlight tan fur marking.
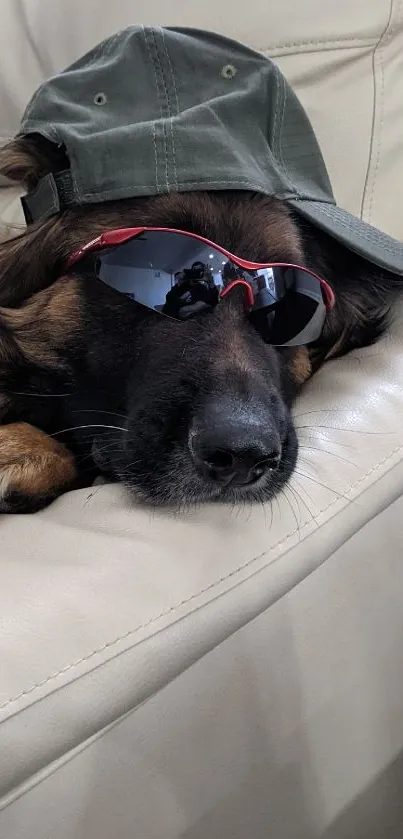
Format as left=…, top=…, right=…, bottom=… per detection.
left=0, top=328, right=20, bottom=365
left=289, top=347, right=312, bottom=385
left=44, top=277, right=82, bottom=340
left=213, top=294, right=256, bottom=375
left=221, top=329, right=256, bottom=374
left=0, top=277, right=81, bottom=367
left=0, top=422, right=77, bottom=498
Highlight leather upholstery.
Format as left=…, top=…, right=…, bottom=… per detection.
left=0, top=2, right=402, bottom=836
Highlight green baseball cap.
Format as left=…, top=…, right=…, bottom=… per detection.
left=19, top=25, right=403, bottom=275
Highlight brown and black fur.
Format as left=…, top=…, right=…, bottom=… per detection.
left=0, top=136, right=400, bottom=513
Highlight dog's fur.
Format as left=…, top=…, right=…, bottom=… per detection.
left=0, top=135, right=400, bottom=512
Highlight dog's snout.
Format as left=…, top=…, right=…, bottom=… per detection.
left=190, top=400, right=282, bottom=488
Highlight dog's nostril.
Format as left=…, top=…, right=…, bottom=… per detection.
left=190, top=398, right=284, bottom=489
left=262, top=451, right=282, bottom=470
left=191, top=437, right=282, bottom=488
left=204, top=448, right=235, bottom=471
left=251, top=463, right=267, bottom=480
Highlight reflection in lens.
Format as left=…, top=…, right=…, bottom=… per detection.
left=93, top=230, right=326, bottom=344
left=222, top=260, right=248, bottom=286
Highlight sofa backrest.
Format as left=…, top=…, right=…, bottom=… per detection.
left=1, top=0, right=402, bottom=237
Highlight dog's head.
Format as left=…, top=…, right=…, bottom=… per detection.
left=0, top=136, right=395, bottom=506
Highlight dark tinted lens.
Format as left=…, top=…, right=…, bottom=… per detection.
left=92, top=230, right=325, bottom=344
left=249, top=266, right=326, bottom=346
left=94, top=230, right=289, bottom=317
left=250, top=291, right=324, bottom=346
left=96, top=231, right=229, bottom=315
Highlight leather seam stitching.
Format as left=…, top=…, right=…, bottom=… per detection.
left=1, top=441, right=403, bottom=712
left=261, top=36, right=378, bottom=50
left=360, top=0, right=396, bottom=220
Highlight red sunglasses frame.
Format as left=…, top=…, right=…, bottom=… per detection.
left=65, top=226, right=335, bottom=311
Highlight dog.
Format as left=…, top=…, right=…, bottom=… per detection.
left=0, top=133, right=400, bottom=514
left=1, top=25, right=402, bottom=514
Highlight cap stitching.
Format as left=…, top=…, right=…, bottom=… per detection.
left=160, top=27, right=179, bottom=191
left=20, top=121, right=60, bottom=144
left=277, top=73, right=301, bottom=195
left=149, top=27, right=172, bottom=118
left=150, top=27, right=171, bottom=191
left=277, top=72, right=289, bottom=176
left=77, top=178, right=302, bottom=200
left=272, top=63, right=282, bottom=163
left=151, top=123, right=159, bottom=194
left=142, top=26, right=163, bottom=192
left=310, top=204, right=403, bottom=256
left=68, top=149, right=84, bottom=204
left=270, top=63, right=290, bottom=194
left=272, top=65, right=299, bottom=196
left=320, top=205, right=403, bottom=249
left=162, top=121, right=170, bottom=192
left=20, top=81, right=47, bottom=123
left=161, top=35, right=179, bottom=115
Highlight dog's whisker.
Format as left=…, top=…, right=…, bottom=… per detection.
left=124, top=460, right=146, bottom=472
left=290, top=473, right=315, bottom=504
left=77, top=445, right=122, bottom=464
left=297, top=431, right=355, bottom=450
left=293, top=468, right=350, bottom=502
left=83, top=439, right=122, bottom=451
left=295, top=423, right=393, bottom=436
left=52, top=424, right=127, bottom=436
left=262, top=496, right=273, bottom=529
left=286, top=481, right=310, bottom=526
left=288, top=476, right=317, bottom=519
left=9, top=390, right=74, bottom=398
left=274, top=492, right=282, bottom=522
left=298, top=444, right=358, bottom=468
left=72, top=409, right=128, bottom=420
left=279, top=486, right=300, bottom=531
left=292, top=408, right=355, bottom=419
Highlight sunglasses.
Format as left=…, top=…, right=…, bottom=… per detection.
left=65, top=227, right=335, bottom=346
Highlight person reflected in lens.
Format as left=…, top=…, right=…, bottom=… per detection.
left=163, top=261, right=219, bottom=319
left=222, top=261, right=276, bottom=308
left=222, top=260, right=248, bottom=287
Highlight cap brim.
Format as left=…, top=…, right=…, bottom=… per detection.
left=288, top=199, right=403, bottom=277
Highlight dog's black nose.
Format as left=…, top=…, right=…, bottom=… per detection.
left=190, top=402, right=282, bottom=487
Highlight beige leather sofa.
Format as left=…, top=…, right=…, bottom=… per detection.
left=1, top=2, right=403, bottom=837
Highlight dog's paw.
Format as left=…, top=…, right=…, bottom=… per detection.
left=0, top=422, right=77, bottom=513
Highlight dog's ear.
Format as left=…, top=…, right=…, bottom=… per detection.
left=293, top=215, right=401, bottom=367
left=0, top=134, right=69, bottom=190
left=0, top=136, right=73, bottom=306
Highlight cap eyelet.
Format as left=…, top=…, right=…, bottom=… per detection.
left=93, top=92, right=107, bottom=106
left=221, top=64, right=237, bottom=80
